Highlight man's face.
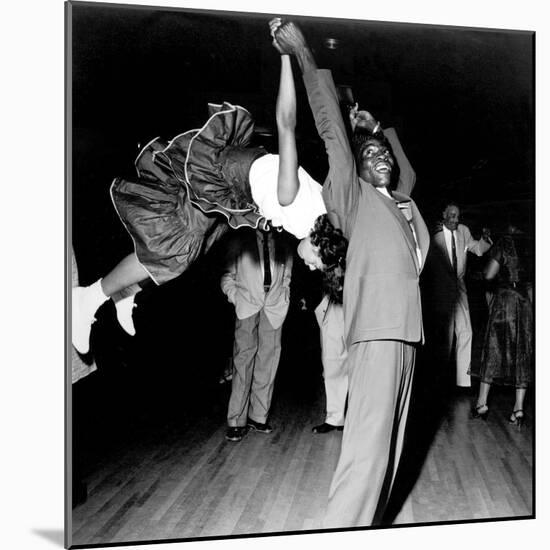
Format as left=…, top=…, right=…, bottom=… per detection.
left=443, top=205, right=460, bottom=231
left=358, top=139, right=395, bottom=188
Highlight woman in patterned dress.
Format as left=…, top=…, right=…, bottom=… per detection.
left=470, top=221, right=533, bottom=425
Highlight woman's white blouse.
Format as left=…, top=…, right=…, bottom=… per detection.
left=249, top=154, right=327, bottom=239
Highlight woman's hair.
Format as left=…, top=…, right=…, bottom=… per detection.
left=310, top=214, right=348, bottom=304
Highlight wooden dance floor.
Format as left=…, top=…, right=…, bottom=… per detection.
left=70, top=352, right=533, bottom=547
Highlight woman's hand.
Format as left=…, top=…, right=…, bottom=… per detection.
left=481, top=227, right=492, bottom=244
left=269, top=17, right=285, bottom=54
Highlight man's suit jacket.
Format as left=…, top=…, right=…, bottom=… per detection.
left=220, top=230, right=293, bottom=329
left=303, top=69, right=430, bottom=346
left=424, top=224, right=492, bottom=310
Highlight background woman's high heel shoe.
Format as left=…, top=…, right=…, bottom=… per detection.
left=509, top=409, right=524, bottom=427
left=472, top=404, right=489, bottom=420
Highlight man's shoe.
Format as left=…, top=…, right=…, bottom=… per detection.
left=312, top=422, right=344, bottom=434
left=225, top=426, right=248, bottom=442
left=247, top=419, right=273, bottom=434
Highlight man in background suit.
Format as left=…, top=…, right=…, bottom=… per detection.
left=221, top=228, right=293, bottom=442
left=312, top=294, right=348, bottom=433
left=272, top=20, right=430, bottom=527
left=424, top=203, right=492, bottom=388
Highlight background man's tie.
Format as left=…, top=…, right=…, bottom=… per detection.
left=263, top=232, right=272, bottom=292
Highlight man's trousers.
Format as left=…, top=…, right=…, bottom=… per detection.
left=324, top=339, right=416, bottom=527
left=227, top=310, right=282, bottom=427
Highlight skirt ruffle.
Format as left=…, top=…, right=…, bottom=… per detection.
left=153, top=102, right=269, bottom=231
left=111, top=137, right=218, bottom=284
left=111, top=103, right=269, bottom=284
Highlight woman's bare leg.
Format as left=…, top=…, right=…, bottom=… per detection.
left=513, top=387, right=527, bottom=412
left=511, top=387, right=527, bottom=424
left=473, top=381, right=491, bottom=417
left=100, top=253, right=149, bottom=296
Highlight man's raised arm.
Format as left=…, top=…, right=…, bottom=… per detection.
left=348, top=105, right=416, bottom=196
left=383, top=127, right=416, bottom=196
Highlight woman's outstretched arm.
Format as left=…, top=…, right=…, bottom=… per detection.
left=275, top=52, right=300, bottom=206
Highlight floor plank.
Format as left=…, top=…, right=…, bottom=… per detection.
left=71, top=371, right=533, bottom=546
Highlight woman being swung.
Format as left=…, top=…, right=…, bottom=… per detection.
left=72, top=35, right=347, bottom=355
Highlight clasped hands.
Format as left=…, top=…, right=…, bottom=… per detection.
left=268, top=17, right=307, bottom=55
left=268, top=18, right=380, bottom=134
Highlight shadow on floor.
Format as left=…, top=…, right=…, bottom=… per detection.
left=383, top=346, right=457, bottom=524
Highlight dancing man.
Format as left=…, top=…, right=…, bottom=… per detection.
left=271, top=19, right=430, bottom=527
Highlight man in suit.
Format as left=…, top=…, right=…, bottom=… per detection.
left=272, top=20, right=430, bottom=526
left=311, top=122, right=417, bottom=435
left=423, top=203, right=492, bottom=388
left=221, top=228, right=293, bottom=442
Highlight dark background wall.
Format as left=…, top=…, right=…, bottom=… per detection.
left=71, top=3, right=534, bottom=270
left=69, top=2, right=535, bottom=461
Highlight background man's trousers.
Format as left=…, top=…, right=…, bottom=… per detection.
left=227, top=310, right=282, bottom=427
left=324, top=340, right=416, bottom=527
left=315, top=296, right=348, bottom=426
left=451, top=286, right=473, bottom=387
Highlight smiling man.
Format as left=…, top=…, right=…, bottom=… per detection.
left=424, top=202, right=492, bottom=388
left=272, top=19, right=430, bottom=527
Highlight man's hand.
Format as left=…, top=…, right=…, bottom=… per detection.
left=481, top=227, right=493, bottom=244
left=349, top=103, right=379, bottom=134
left=271, top=20, right=308, bottom=56
left=434, top=220, right=444, bottom=234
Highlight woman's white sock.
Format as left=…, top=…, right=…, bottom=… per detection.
left=72, top=279, right=109, bottom=354
left=114, top=294, right=136, bottom=336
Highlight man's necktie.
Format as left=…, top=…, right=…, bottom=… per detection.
left=397, top=200, right=422, bottom=270
left=263, top=232, right=272, bottom=292
left=451, top=231, right=458, bottom=276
